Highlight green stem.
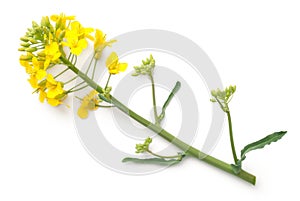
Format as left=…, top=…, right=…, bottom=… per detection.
left=226, top=111, right=238, bottom=164
left=147, top=149, right=181, bottom=159
left=91, top=58, right=98, bottom=80
left=64, top=76, right=78, bottom=85
left=85, top=56, right=94, bottom=74
left=60, top=56, right=256, bottom=185
left=149, top=73, right=159, bottom=125
left=95, top=104, right=115, bottom=108
left=54, top=68, right=69, bottom=79
left=105, top=74, right=112, bottom=90
left=68, top=84, right=89, bottom=93
left=67, top=81, right=85, bottom=92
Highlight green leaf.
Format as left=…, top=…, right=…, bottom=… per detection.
left=122, top=157, right=181, bottom=166
left=240, top=131, right=287, bottom=161
left=232, top=131, right=287, bottom=174
left=158, top=81, right=181, bottom=123
left=98, top=93, right=112, bottom=103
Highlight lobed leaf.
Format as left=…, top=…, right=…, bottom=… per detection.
left=240, top=131, right=287, bottom=161
left=232, top=131, right=287, bottom=174
left=158, top=81, right=181, bottom=123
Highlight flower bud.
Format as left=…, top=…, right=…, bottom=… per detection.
left=41, top=16, right=50, bottom=27
left=29, top=38, right=38, bottom=44
left=25, top=47, right=38, bottom=52
left=21, top=42, right=30, bottom=47
left=210, top=98, right=216, bottom=103
left=20, top=36, right=29, bottom=42
left=94, top=51, right=102, bottom=60
left=211, top=90, right=217, bottom=97
left=37, top=51, right=46, bottom=57
left=32, top=21, right=39, bottom=28
left=18, top=47, right=26, bottom=51
left=58, top=30, right=66, bottom=41
left=20, top=54, right=33, bottom=61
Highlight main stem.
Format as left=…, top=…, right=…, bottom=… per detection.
left=149, top=73, right=159, bottom=125
left=226, top=111, right=238, bottom=164
left=61, top=56, right=256, bottom=185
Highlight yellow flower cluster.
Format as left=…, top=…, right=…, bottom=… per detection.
left=19, top=13, right=128, bottom=120
left=18, top=13, right=116, bottom=106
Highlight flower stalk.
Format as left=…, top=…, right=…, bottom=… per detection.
left=149, top=73, right=159, bottom=125
left=227, top=111, right=238, bottom=164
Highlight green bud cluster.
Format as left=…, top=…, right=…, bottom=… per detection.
left=18, top=16, right=55, bottom=54
left=132, top=54, right=155, bottom=76
left=135, top=137, right=152, bottom=153
left=210, top=85, right=236, bottom=112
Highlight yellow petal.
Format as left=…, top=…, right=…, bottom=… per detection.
left=44, top=59, right=50, bottom=69
left=52, top=52, right=61, bottom=61
left=32, top=57, right=40, bottom=69
left=77, top=106, right=88, bottom=119
left=39, top=90, right=47, bottom=103
left=46, top=74, right=57, bottom=85
left=36, top=70, right=47, bottom=80
left=20, top=61, right=33, bottom=74
left=48, top=98, right=61, bottom=106
left=50, top=15, right=59, bottom=21
left=88, top=90, right=98, bottom=98
left=28, top=75, right=38, bottom=88
left=108, top=68, right=119, bottom=74
left=94, top=29, right=105, bottom=49
left=61, top=41, right=70, bottom=47
left=47, top=82, right=63, bottom=98
left=106, top=52, right=118, bottom=68
left=78, top=39, right=88, bottom=49
left=118, top=63, right=128, bottom=72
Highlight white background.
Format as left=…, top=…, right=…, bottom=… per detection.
left=1, top=0, right=299, bottom=200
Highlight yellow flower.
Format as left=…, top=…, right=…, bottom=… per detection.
left=28, top=75, right=38, bottom=88
left=39, top=88, right=67, bottom=107
left=39, top=86, right=67, bottom=107
left=62, top=21, right=94, bottom=55
left=26, top=57, right=47, bottom=88
left=20, top=60, right=33, bottom=74
left=32, top=57, right=47, bottom=80
left=106, top=52, right=128, bottom=74
left=45, top=74, right=64, bottom=99
left=77, top=90, right=101, bottom=119
left=50, top=13, right=75, bottom=29
left=36, top=74, right=67, bottom=107
left=44, top=42, right=61, bottom=68
left=39, top=89, right=47, bottom=103
left=94, top=29, right=116, bottom=60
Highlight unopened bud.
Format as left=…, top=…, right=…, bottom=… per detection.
left=58, top=30, right=66, bottom=40
left=211, top=90, right=217, bottom=97
left=25, top=47, right=38, bottom=52
left=21, top=42, right=30, bottom=47
left=210, top=98, right=216, bottom=103
left=20, top=36, right=29, bottom=42
left=37, top=51, right=46, bottom=57
left=41, top=16, right=50, bottom=27
left=94, top=51, right=102, bottom=60
left=18, top=47, right=26, bottom=51
left=20, top=55, right=33, bottom=61
left=32, top=21, right=39, bottom=28
left=29, top=38, right=38, bottom=44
